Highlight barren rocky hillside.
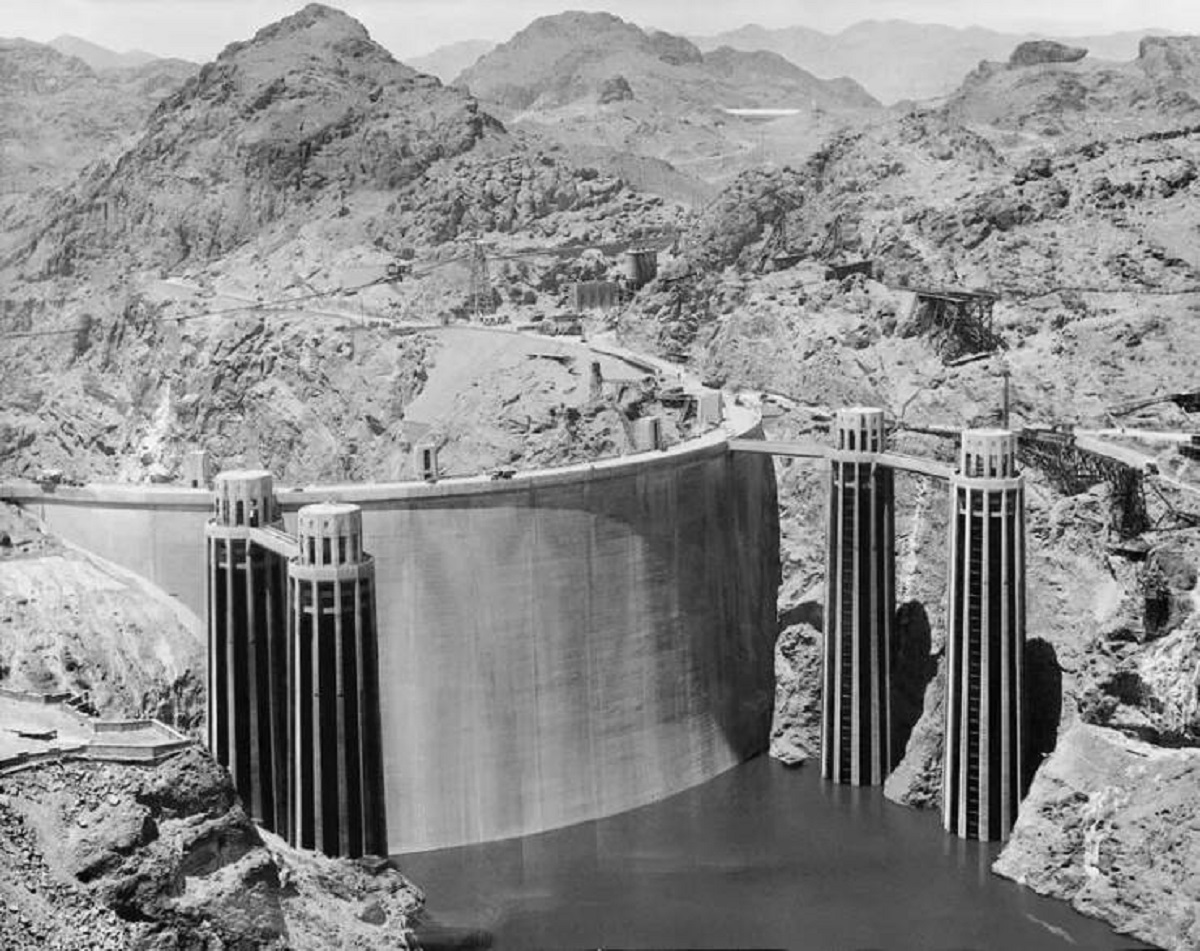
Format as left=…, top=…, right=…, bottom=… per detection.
left=0, top=38, right=195, bottom=256
left=9, top=3, right=501, bottom=280
left=947, top=36, right=1200, bottom=137
left=0, top=3, right=691, bottom=484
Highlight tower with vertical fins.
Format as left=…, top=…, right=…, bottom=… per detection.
left=822, top=407, right=894, bottom=785
left=943, top=429, right=1026, bottom=840
left=205, top=470, right=290, bottom=835
left=288, top=503, right=387, bottom=858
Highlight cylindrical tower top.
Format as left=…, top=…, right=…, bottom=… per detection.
left=836, top=407, right=887, bottom=453
left=296, top=502, right=367, bottom=568
left=959, top=429, right=1018, bottom=479
left=212, top=469, right=276, bottom=527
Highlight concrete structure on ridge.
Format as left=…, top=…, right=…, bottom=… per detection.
left=7, top=341, right=1040, bottom=848
left=943, top=429, right=1026, bottom=841
left=822, top=408, right=894, bottom=786
left=288, top=503, right=387, bottom=858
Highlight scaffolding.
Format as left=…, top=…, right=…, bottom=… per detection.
left=1018, top=428, right=1149, bottom=538
left=907, top=287, right=1004, bottom=362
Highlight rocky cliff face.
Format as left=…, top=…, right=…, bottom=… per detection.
left=1009, top=40, right=1088, bottom=67
left=0, top=748, right=423, bottom=948
left=0, top=503, right=204, bottom=729
left=993, top=724, right=1200, bottom=951
left=0, top=39, right=195, bottom=257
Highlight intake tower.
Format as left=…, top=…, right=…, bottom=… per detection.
left=822, top=407, right=894, bottom=785
left=288, top=503, right=387, bottom=858
left=205, top=470, right=290, bottom=834
left=943, top=429, right=1027, bottom=840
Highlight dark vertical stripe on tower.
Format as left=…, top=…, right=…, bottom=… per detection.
left=360, top=575, right=387, bottom=854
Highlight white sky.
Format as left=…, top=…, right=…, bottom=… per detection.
left=3, top=0, right=1199, bottom=63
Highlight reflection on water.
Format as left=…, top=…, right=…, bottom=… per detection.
left=398, top=756, right=1150, bottom=951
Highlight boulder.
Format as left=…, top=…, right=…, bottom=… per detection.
left=1009, top=41, right=1088, bottom=68
left=994, top=724, right=1200, bottom=951
left=598, top=74, right=634, bottom=104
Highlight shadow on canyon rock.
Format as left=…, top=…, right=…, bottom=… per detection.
left=778, top=600, right=823, bottom=632
left=1024, top=637, right=1063, bottom=793
left=890, top=600, right=937, bottom=769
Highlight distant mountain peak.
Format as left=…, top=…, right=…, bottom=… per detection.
left=48, top=34, right=158, bottom=70
left=692, top=19, right=1164, bottom=104
left=14, top=3, right=497, bottom=276
left=408, top=39, right=496, bottom=83
left=256, top=2, right=369, bottom=39
left=458, top=9, right=874, bottom=112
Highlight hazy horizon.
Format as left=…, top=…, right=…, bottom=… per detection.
left=4, top=0, right=1198, bottom=65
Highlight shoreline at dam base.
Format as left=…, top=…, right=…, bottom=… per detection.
left=2, top=403, right=781, bottom=853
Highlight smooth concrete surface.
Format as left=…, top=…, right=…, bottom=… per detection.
left=336, top=443, right=780, bottom=851
left=1, top=406, right=781, bottom=852
left=6, top=488, right=213, bottom=613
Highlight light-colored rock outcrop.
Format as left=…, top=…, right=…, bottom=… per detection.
left=993, top=723, right=1200, bottom=951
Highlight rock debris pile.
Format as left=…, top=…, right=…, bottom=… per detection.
left=0, top=750, right=423, bottom=949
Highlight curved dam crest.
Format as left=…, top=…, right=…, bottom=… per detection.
left=4, top=407, right=781, bottom=852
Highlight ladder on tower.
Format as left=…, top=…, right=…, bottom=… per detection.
left=964, top=535, right=984, bottom=836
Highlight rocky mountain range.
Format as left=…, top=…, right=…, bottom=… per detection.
left=0, top=3, right=683, bottom=484
left=11, top=4, right=500, bottom=279
left=692, top=20, right=1166, bottom=104
left=2, top=4, right=1200, bottom=947
left=448, top=11, right=878, bottom=186
left=456, top=12, right=876, bottom=113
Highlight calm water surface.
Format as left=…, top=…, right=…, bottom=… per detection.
left=397, top=756, right=1153, bottom=950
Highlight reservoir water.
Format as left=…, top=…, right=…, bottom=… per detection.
left=397, top=756, right=1152, bottom=950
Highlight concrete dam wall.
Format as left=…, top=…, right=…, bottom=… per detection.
left=4, top=430, right=780, bottom=852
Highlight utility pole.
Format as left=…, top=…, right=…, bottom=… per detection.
left=1001, top=367, right=1011, bottom=429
